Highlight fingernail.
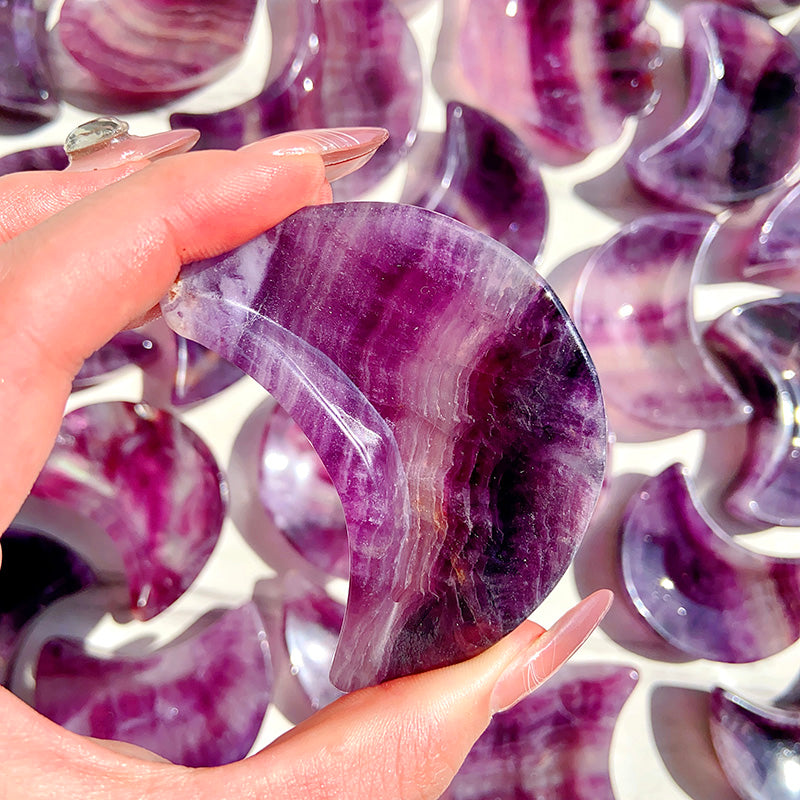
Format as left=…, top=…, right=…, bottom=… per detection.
left=489, top=590, right=613, bottom=714
left=250, top=126, right=389, bottom=182
left=64, top=116, right=200, bottom=172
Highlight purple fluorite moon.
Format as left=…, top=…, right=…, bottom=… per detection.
left=711, top=687, right=800, bottom=800
left=705, top=297, right=800, bottom=528
left=56, top=0, right=257, bottom=95
left=258, top=404, right=349, bottom=578
left=34, top=603, right=272, bottom=767
left=161, top=202, right=606, bottom=691
left=443, top=663, right=639, bottom=800
left=30, top=401, right=226, bottom=620
left=620, top=464, right=800, bottom=663
left=401, top=102, right=548, bottom=264
left=627, top=3, right=800, bottom=211
left=573, top=214, right=750, bottom=433
left=432, top=0, right=660, bottom=162
left=170, top=0, right=422, bottom=199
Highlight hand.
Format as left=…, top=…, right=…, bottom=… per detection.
left=0, top=127, right=611, bottom=799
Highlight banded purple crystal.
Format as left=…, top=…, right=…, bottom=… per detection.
left=573, top=214, right=750, bottom=434
left=34, top=603, right=272, bottom=767
left=443, top=663, right=639, bottom=800
left=56, top=0, right=257, bottom=95
left=73, top=330, right=158, bottom=391
left=258, top=404, right=348, bottom=579
left=0, top=145, right=67, bottom=177
left=432, top=0, right=660, bottom=162
left=704, top=297, right=800, bottom=527
left=30, top=401, right=226, bottom=620
left=283, top=583, right=345, bottom=712
left=170, top=0, right=422, bottom=199
left=711, top=686, right=800, bottom=800
left=0, top=0, right=56, bottom=120
left=627, top=3, right=800, bottom=212
left=0, top=527, right=95, bottom=686
left=161, top=202, right=606, bottom=691
left=401, top=102, right=548, bottom=264
left=620, top=464, right=800, bottom=662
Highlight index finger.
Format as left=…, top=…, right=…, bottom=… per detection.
left=0, top=143, right=329, bottom=529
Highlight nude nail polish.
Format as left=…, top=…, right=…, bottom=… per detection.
left=489, top=590, right=614, bottom=714
left=258, top=126, right=389, bottom=182
left=64, top=116, right=199, bottom=172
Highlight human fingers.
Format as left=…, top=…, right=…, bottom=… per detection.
left=0, top=128, right=385, bottom=529
left=0, top=591, right=612, bottom=800
left=198, top=591, right=612, bottom=800
left=0, top=123, right=199, bottom=242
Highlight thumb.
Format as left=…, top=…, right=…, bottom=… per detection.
left=0, top=592, right=610, bottom=800
left=190, top=590, right=612, bottom=799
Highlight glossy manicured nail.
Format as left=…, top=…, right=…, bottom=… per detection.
left=489, top=590, right=614, bottom=714
left=253, top=126, right=389, bottom=182
left=64, top=116, right=200, bottom=172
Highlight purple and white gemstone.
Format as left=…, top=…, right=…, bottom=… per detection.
left=34, top=603, right=272, bottom=767
left=171, top=0, right=422, bottom=199
left=402, top=102, right=548, bottom=264
left=573, top=213, right=750, bottom=434
left=433, top=0, right=660, bottom=162
left=443, top=663, right=639, bottom=800
left=31, top=401, right=226, bottom=620
left=620, top=464, right=800, bottom=662
left=627, top=3, right=800, bottom=212
left=161, top=202, right=606, bottom=691
left=705, top=297, right=800, bottom=527
left=711, top=685, right=800, bottom=800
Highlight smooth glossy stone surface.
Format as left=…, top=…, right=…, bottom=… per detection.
left=741, top=184, right=800, bottom=292
left=0, top=0, right=56, bottom=120
left=57, top=0, right=257, bottom=95
left=432, top=0, right=660, bottom=162
left=170, top=0, right=422, bottom=199
left=443, top=663, right=639, bottom=800
left=0, top=527, right=95, bottom=686
left=73, top=331, right=158, bottom=390
left=162, top=202, right=606, bottom=692
left=573, top=214, right=750, bottom=433
left=283, top=583, right=344, bottom=712
left=711, top=687, right=800, bottom=800
left=620, top=464, right=800, bottom=662
left=138, top=320, right=244, bottom=408
left=0, top=144, right=67, bottom=176
left=35, top=603, right=272, bottom=767
left=401, top=102, right=548, bottom=263
left=259, top=405, right=348, bottom=578
left=31, top=402, right=226, bottom=620
left=704, top=297, right=800, bottom=527
left=627, top=3, right=800, bottom=212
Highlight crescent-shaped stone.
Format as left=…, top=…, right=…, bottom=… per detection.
left=161, top=202, right=606, bottom=691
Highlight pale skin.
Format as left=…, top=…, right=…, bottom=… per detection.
left=0, top=140, right=554, bottom=799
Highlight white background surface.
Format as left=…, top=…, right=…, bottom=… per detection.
left=5, top=2, right=800, bottom=798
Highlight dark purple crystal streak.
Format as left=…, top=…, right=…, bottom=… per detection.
left=0, top=528, right=96, bottom=686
